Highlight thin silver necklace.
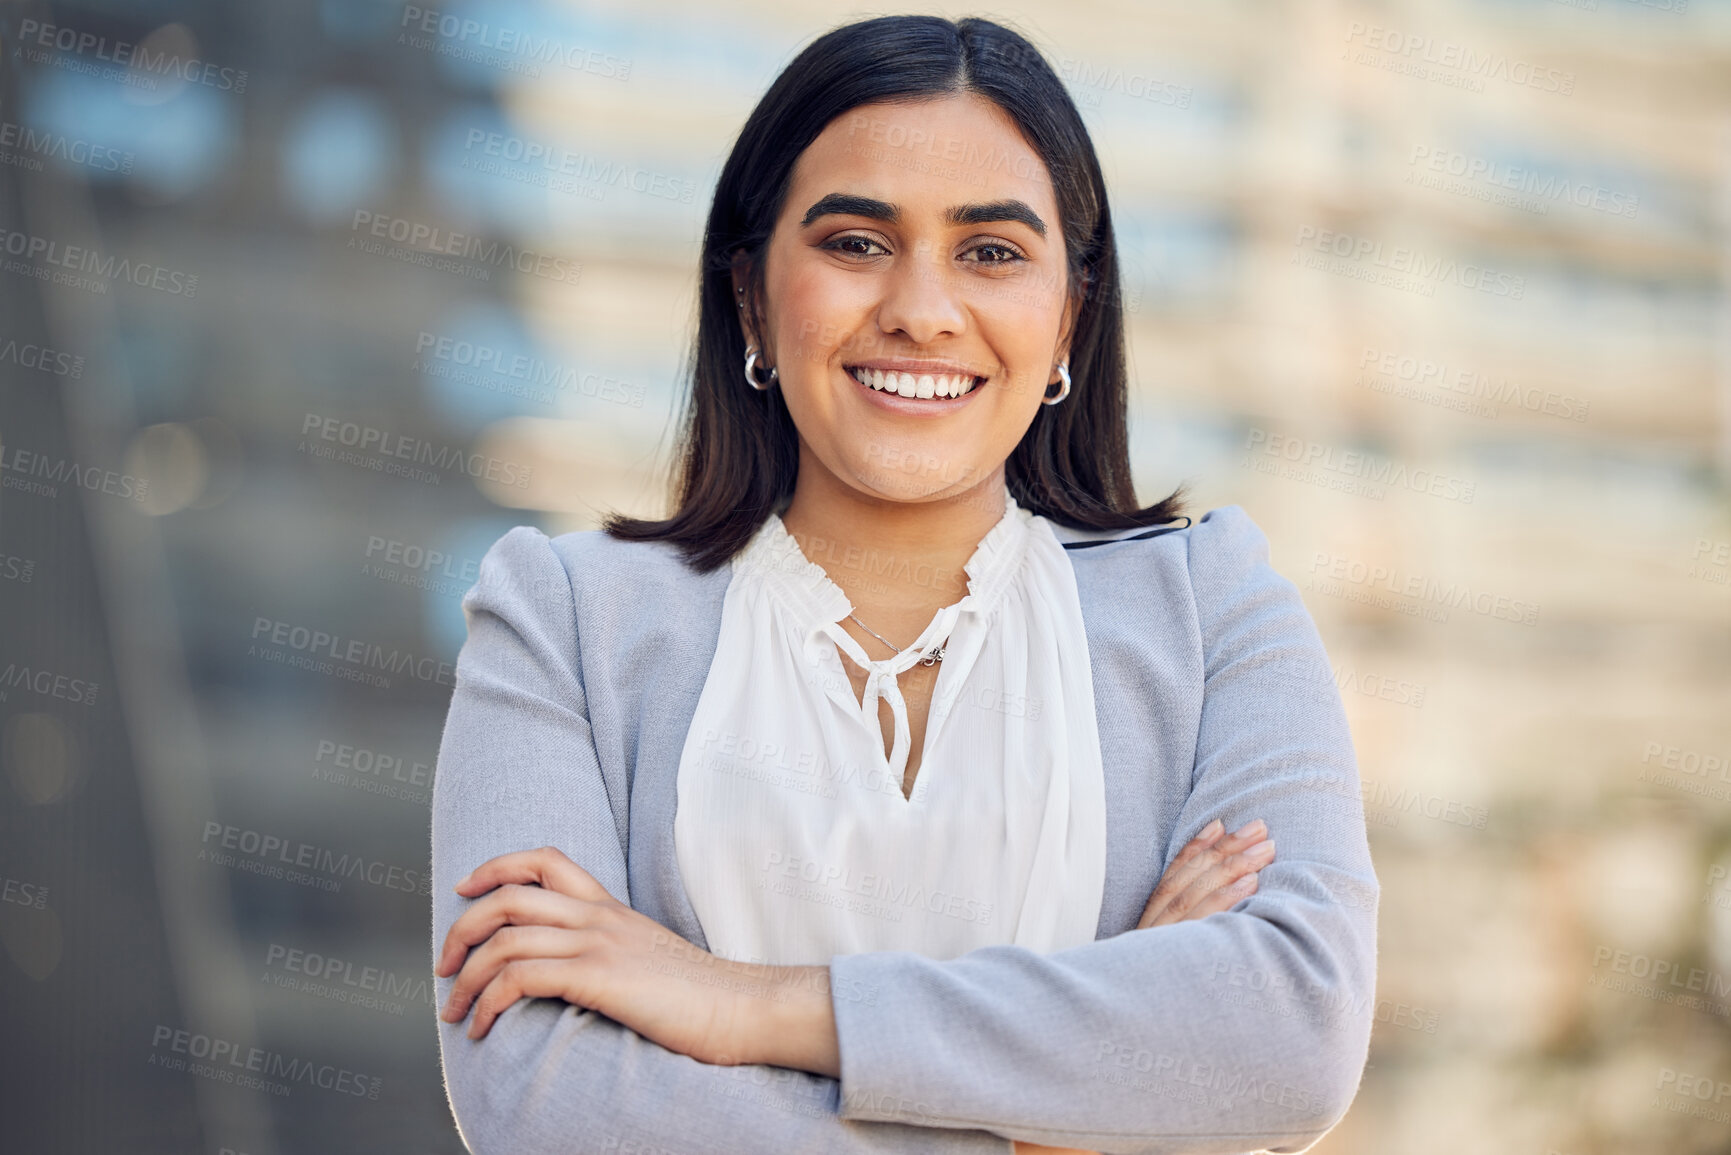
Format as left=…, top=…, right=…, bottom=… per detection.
left=847, top=613, right=946, bottom=666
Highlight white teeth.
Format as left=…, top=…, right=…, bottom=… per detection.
left=850, top=367, right=980, bottom=399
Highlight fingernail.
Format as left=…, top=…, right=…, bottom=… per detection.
left=1201, top=819, right=1223, bottom=838
left=1234, top=820, right=1267, bottom=840
left=1235, top=872, right=1259, bottom=890
left=1247, top=839, right=1274, bottom=858
left=455, top=872, right=472, bottom=889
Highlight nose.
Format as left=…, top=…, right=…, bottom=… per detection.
left=874, top=238, right=968, bottom=346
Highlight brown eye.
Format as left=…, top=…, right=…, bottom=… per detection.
left=824, top=235, right=890, bottom=258
left=964, top=243, right=1026, bottom=265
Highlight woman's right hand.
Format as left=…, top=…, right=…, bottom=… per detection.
left=1136, top=817, right=1273, bottom=929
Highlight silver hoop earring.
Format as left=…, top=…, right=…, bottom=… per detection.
left=744, top=344, right=778, bottom=391
left=1042, top=361, right=1071, bottom=405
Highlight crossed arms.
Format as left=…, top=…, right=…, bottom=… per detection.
left=430, top=513, right=1378, bottom=1155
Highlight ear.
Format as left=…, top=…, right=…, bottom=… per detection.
left=728, top=251, right=751, bottom=300
left=1054, top=276, right=1083, bottom=368
left=728, top=250, right=757, bottom=344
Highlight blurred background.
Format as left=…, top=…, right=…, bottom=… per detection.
left=0, top=0, right=1728, bottom=1151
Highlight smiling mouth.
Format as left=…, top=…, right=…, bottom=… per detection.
left=847, top=366, right=985, bottom=400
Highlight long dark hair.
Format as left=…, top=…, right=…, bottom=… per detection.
left=603, top=14, right=1184, bottom=573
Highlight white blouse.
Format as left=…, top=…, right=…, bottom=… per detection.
left=672, top=489, right=1107, bottom=967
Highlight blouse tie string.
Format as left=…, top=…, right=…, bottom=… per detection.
left=818, top=602, right=966, bottom=779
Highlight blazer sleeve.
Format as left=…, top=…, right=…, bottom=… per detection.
left=828, top=505, right=1380, bottom=1154
left=431, top=526, right=1016, bottom=1155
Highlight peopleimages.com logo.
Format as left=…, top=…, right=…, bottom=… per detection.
left=147, top=1025, right=379, bottom=1099
left=13, top=18, right=249, bottom=93
left=347, top=210, right=579, bottom=284
left=1306, top=551, right=1539, bottom=627
left=299, top=413, right=533, bottom=488
left=1244, top=428, right=1478, bottom=505
left=248, top=614, right=457, bottom=690
left=1293, top=226, right=1524, bottom=299
left=0, top=226, right=198, bottom=297
left=397, top=6, right=632, bottom=80
left=1342, top=20, right=1574, bottom=96
left=199, top=819, right=433, bottom=897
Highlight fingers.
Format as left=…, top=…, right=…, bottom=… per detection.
left=1137, top=819, right=1273, bottom=929
left=1157, top=836, right=1274, bottom=926
left=467, top=956, right=580, bottom=1040
left=442, top=924, right=588, bottom=1034
left=1146, top=820, right=1230, bottom=905
left=1167, top=834, right=1274, bottom=922
left=436, top=882, right=591, bottom=978
left=439, top=846, right=615, bottom=978
left=1165, top=818, right=1226, bottom=874
left=1140, top=819, right=1260, bottom=924
left=1177, top=870, right=1260, bottom=922
left=454, top=845, right=610, bottom=904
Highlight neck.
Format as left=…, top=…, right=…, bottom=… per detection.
left=778, top=450, right=1007, bottom=632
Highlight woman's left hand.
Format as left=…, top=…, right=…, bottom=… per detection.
left=435, top=846, right=750, bottom=1064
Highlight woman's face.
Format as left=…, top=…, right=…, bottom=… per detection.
left=738, top=92, right=1076, bottom=506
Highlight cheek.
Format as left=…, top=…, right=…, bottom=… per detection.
left=776, top=265, right=869, bottom=364
left=976, top=312, right=1062, bottom=403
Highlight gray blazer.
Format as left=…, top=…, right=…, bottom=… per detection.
left=430, top=504, right=1379, bottom=1154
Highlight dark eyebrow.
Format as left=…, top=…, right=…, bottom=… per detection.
left=947, top=199, right=1047, bottom=238
left=800, top=192, right=1048, bottom=239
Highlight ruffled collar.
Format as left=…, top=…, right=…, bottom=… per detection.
left=734, top=487, right=1034, bottom=643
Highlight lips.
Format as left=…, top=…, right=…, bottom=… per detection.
left=847, top=366, right=983, bottom=399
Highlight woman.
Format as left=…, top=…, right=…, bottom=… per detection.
left=431, top=14, right=1377, bottom=1155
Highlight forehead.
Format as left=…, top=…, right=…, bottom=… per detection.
left=785, top=93, right=1059, bottom=223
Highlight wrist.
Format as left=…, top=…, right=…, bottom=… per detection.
left=728, top=963, right=841, bottom=1078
